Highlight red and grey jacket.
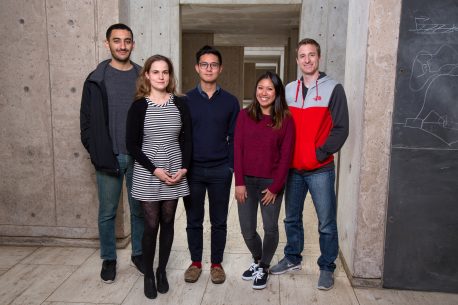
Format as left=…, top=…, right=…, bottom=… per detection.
left=285, top=73, right=349, bottom=172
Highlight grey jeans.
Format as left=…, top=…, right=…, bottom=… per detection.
left=237, top=176, right=284, bottom=267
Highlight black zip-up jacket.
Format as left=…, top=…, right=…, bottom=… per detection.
left=125, top=96, right=193, bottom=174
left=80, top=59, right=141, bottom=175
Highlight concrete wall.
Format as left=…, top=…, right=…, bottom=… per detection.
left=216, top=46, right=245, bottom=104
left=181, top=33, right=214, bottom=93
left=121, top=0, right=181, bottom=83
left=299, top=0, right=348, bottom=84
left=0, top=0, right=131, bottom=246
left=0, top=0, right=55, bottom=231
left=338, top=0, right=402, bottom=285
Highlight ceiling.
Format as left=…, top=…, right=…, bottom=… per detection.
left=181, top=4, right=301, bottom=47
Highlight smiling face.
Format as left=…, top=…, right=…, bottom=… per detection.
left=105, top=29, right=134, bottom=64
left=145, top=60, right=170, bottom=93
left=256, top=78, right=276, bottom=114
left=296, top=43, right=320, bottom=78
left=195, top=53, right=223, bottom=84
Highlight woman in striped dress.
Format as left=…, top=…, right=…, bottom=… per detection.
left=126, top=54, right=192, bottom=299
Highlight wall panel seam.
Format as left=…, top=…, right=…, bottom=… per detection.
left=44, top=0, right=58, bottom=226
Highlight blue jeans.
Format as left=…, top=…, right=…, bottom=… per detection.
left=96, top=154, right=144, bottom=260
left=184, top=163, right=233, bottom=264
left=283, top=169, right=338, bottom=272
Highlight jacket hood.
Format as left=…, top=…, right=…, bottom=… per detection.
left=300, top=72, right=332, bottom=90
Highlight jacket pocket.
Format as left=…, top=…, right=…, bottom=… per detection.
left=302, top=141, right=320, bottom=170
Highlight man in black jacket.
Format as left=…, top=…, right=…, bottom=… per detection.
left=80, top=23, right=144, bottom=283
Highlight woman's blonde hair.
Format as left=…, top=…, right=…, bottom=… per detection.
left=135, top=54, right=178, bottom=100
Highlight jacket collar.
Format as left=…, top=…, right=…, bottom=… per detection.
left=88, top=59, right=141, bottom=83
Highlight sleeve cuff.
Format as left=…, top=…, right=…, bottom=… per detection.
left=316, top=148, right=329, bottom=162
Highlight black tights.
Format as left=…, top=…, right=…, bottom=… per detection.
left=141, top=199, right=178, bottom=277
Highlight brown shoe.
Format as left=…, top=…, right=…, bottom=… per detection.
left=184, top=265, right=202, bottom=283
left=210, top=266, right=226, bottom=284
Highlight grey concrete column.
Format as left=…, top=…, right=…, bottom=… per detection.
left=338, top=0, right=402, bottom=286
left=121, top=0, right=181, bottom=84
left=299, top=0, right=348, bottom=83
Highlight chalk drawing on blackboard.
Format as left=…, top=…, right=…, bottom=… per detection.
left=403, top=44, right=458, bottom=146
left=409, top=17, right=458, bottom=34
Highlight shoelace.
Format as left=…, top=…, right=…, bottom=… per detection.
left=254, top=268, right=265, bottom=280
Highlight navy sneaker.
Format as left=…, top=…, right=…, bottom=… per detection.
left=242, top=262, right=259, bottom=280
left=252, top=268, right=268, bottom=290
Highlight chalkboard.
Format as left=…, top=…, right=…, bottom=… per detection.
left=384, top=0, right=458, bottom=293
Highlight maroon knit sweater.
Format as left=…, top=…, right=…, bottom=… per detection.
left=234, top=109, right=295, bottom=194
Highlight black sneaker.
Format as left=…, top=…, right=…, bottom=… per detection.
left=252, top=268, right=268, bottom=290
left=101, top=260, right=116, bottom=283
left=242, top=262, right=259, bottom=280
left=131, top=255, right=144, bottom=275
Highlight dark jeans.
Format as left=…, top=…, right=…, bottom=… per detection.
left=237, top=176, right=283, bottom=267
left=184, top=163, right=233, bottom=264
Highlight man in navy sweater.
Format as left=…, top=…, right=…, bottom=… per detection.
left=184, top=45, right=240, bottom=284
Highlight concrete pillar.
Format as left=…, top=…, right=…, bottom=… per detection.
left=286, top=28, right=299, bottom=83
left=244, top=63, right=256, bottom=100
left=299, top=0, right=348, bottom=84
left=181, top=33, right=214, bottom=93
left=217, top=46, right=244, bottom=105
left=0, top=0, right=129, bottom=246
left=121, top=0, right=181, bottom=83
left=338, top=0, right=402, bottom=286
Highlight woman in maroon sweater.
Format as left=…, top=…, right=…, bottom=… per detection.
left=234, top=71, right=295, bottom=289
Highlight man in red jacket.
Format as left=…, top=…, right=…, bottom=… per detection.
left=270, top=38, right=349, bottom=291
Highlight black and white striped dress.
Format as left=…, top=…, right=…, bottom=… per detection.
left=131, top=95, right=190, bottom=201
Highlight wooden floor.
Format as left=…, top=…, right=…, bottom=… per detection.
left=1, top=191, right=457, bottom=305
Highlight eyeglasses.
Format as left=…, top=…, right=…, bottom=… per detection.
left=198, top=62, right=220, bottom=70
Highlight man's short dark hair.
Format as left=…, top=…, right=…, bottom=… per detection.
left=106, top=23, right=134, bottom=41
left=195, top=45, right=222, bottom=65
left=296, top=38, right=321, bottom=58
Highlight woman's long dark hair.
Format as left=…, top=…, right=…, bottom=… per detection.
left=247, top=71, right=290, bottom=129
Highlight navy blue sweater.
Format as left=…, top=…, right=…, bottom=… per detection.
left=185, top=87, right=240, bottom=168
